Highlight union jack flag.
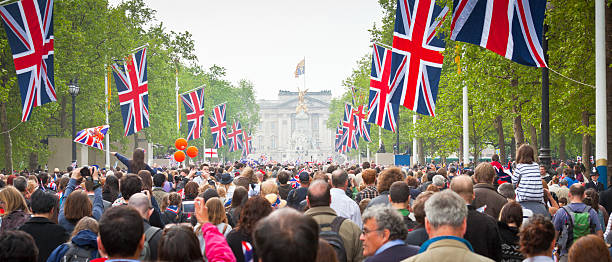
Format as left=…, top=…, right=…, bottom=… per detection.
left=450, top=0, right=547, bottom=67
left=368, top=44, right=399, bottom=132
left=180, top=88, right=205, bottom=140
left=353, top=105, right=371, bottom=142
left=242, top=241, right=254, bottom=262
left=341, top=103, right=359, bottom=151
left=0, top=0, right=57, bottom=122
left=73, top=125, right=109, bottom=151
left=209, top=103, right=227, bottom=149
left=111, top=48, right=149, bottom=136
left=242, top=130, right=253, bottom=158
left=389, top=0, right=449, bottom=117
left=228, top=121, right=243, bottom=152
left=334, top=125, right=343, bottom=152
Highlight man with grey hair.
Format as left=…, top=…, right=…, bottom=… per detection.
left=331, top=169, right=363, bottom=228
left=360, top=205, right=418, bottom=261
left=432, top=175, right=447, bottom=191
left=402, top=190, right=493, bottom=262
left=128, top=192, right=162, bottom=261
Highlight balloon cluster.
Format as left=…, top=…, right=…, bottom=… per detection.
left=173, top=138, right=198, bottom=162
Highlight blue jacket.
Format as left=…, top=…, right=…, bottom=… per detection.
left=115, top=153, right=157, bottom=175
left=46, top=230, right=99, bottom=262
left=58, top=178, right=103, bottom=233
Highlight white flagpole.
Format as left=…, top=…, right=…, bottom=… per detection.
left=462, top=84, right=469, bottom=167
left=104, top=64, right=110, bottom=169
left=303, top=56, right=306, bottom=91
left=175, top=70, right=180, bottom=135
left=412, top=114, right=417, bottom=166
left=595, top=0, right=607, bottom=187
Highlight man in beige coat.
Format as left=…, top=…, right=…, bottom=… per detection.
left=402, top=190, right=493, bottom=262
left=304, top=180, right=363, bottom=262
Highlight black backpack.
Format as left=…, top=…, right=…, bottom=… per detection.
left=61, top=243, right=97, bottom=262
left=318, top=216, right=348, bottom=262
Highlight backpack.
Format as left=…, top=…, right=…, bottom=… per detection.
left=318, top=216, right=348, bottom=262
left=139, top=226, right=162, bottom=260
left=61, top=243, right=97, bottom=262
left=557, top=205, right=596, bottom=252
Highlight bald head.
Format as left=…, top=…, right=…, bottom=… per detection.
left=307, top=180, right=331, bottom=207
left=450, top=175, right=474, bottom=204
left=128, top=192, right=151, bottom=219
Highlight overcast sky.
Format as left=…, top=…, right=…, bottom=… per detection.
left=135, top=0, right=382, bottom=99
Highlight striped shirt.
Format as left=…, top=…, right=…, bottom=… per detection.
left=511, top=162, right=544, bottom=203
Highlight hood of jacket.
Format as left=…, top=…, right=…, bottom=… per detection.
left=71, top=229, right=98, bottom=249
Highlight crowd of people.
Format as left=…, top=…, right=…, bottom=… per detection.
left=0, top=144, right=611, bottom=262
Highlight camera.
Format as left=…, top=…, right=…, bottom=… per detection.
left=80, top=166, right=91, bottom=177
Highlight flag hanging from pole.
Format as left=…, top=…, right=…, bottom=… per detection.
left=228, top=121, right=243, bottom=152
left=209, top=103, right=227, bottom=149
left=368, top=44, right=399, bottom=132
left=294, top=59, right=305, bottom=77
left=180, top=88, right=205, bottom=140
left=74, top=125, right=109, bottom=150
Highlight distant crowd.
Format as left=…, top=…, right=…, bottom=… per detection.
left=0, top=144, right=610, bottom=262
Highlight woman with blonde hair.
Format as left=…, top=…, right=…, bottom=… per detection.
left=47, top=217, right=100, bottom=262
left=194, top=197, right=233, bottom=256
left=0, top=186, right=30, bottom=233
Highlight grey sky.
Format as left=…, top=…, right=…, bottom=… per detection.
left=140, top=0, right=382, bottom=99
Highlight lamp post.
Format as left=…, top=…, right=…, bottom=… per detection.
left=68, top=79, right=80, bottom=164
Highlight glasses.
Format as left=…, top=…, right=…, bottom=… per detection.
left=361, top=227, right=383, bottom=236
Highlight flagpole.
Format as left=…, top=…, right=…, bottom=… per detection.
left=462, top=84, right=469, bottom=167
left=595, top=0, right=607, bottom=188
left=104, top=64, right=110, bottom=169
left=303, top=56, right=306, bottom=91
left=179, top=84, right=206, bottom=96
left=412, top=114, right=417, bottom=166
left=175, top=70, right=180, bottom=135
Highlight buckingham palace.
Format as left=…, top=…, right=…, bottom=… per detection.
left=254, top=89, right=334, bottom=162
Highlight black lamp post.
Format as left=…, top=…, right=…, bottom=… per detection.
left=68, top=79, right=80, bottom=164
left=539, top=24, right=552, bottom=169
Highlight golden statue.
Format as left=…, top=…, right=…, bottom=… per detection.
left=296, top=87, right=309, bottom=114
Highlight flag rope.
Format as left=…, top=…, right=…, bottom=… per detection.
left=0, top=122, right=22, bottom=134
left=549, top=67, right=595, bottom=89
left=180, top=84, right=206, bottom=95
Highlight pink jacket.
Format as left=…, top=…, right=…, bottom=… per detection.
left=201, top=222, right=236, bottom=262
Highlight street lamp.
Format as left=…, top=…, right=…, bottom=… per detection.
left=68, top=79, right=80, bottom=164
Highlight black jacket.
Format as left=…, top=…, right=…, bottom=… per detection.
left=464, top=205, right=502, bottom=262
left=287, top=187, right=308, bottom=209
left=405, top=225, right=429, bottom=246
left=19, top=216, right=69, bottom=262
left=143, top=219, right=162, bottom=261
left=600, top=188, right=612, bottom=214
left=497, top=221, right=523, bottom=262
left=278, top=184, right=292, bottom=200
left=586, top=180, right=605, bottom=192
left=365, top=244, right=419, bottom=262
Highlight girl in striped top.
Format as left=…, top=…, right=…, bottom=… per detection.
left=511, top=145, right=544, bottom=203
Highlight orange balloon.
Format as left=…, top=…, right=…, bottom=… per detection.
left=174, top=151, right=186, bottom=162
left=175, top=138, right=188, bottom=150
left=186, top=146, right=198, bottom=158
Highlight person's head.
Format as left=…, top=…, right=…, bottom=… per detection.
left=559, top=197, right=568, bottom=206
left=71, top=216, right=99, bottom=239
left=97, top=206, right=144, bottom=259
left=568, top=234, right=611, bottom=262
left=231, top=186, right=248, bottom=208
left=313, top=171, right=329, bottom=184
left=362, top=162, right=371, bottom=169
left=233, top=176, right=250, bottom=190
left=331, top=169, right=348, bottom=189
left=569, top=184, right=586, bottom=201
left=516, top=144, right=536, bottom=164
left=168, top=192, right=182, bottom=207
left=137, top=170, right=152, bottom=191
left=277, top=170, right=290, bottom=185
left=316, top=239, right=338, bottom=262
left=184, top=182, right=199, bottom=200
left=360, top=205, right=408, bottom=257
left=359, top=199, right=371, bottom=214
left=241, top=167, right=258, bottom=184
left=499, top=201, right=523, bottom=228
left=237, top=196, right=273, bottom=234
left=253, top=208, right=319, bottom=262
left=157, top=225, right=203, bottom=262
left=63, top=189, right=92, bottom=223
left=0, top=230, right=38, bottom=262
left=424, top=190, right=468, bottom=237
left=540, top=165, right=547, bottom=175
left=128, top=193, right=152, bottom=220
left=564, top=168, right=575, bottom=179
left=261, top=180, right=278, bottom=196
left=559, top=179, right=569, bottom=187
left=583, top=188, right=600, bottom=211
left=0, top=186, right=28, bottom=215
left=492, top=154, right=500, bottom=162
left=389, top=181, right=410, bottom=205
left=450, top=175, right=474, bottom=204
left=58, top=177, right=70, bottom=192
left=377, top=167, right=403, bottom=193
left=130, top=148, right=146, bottom=172
left=12, top=176, right=26, bottom=193
left=474, top=162, right=496, bottom=184
left=362, top=169, right=376, bottom=185
left=307, top=180, right=332, bottom=208
left=120, top=174, right=143, bottom=202
left=519, top=215, right=556, bottom=257
left=405, top=176, right=418, bottom=188
left=497, top=183, right=516, bottom=200
left=30, top=190, right=58, bottom=216
left=432, top=175, right=446, bottom=189
left=205, top=197, right=227, bottom=225
left=413, top=191, right=434, bottom=225
left=153, top=173, right=166, bottom=188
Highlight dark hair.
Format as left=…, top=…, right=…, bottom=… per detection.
left=233, top=176, right=250, bottom=190
left=326, top=165, right=338, bottom=174
left=331, top=169, right=348, bottom=188
left=158, top=225, right=203, bottom=262
left=519, top=214, right=555, bottom=256
left=137, top=170, right=152, bottom=191
left=231, top=186, right=248, bottom=208
left=237, top=196, right=273, bottom=234
left=413, top=191, right=435, bottom=224
left=362, top=162, right=371, bottom=169
left=568, top=234, right=611, bottom=262
left=569, top=184, right=585, bottom=198
left=500, top=201, right=523, bottom=228
left=30, top=190, right=58, bottom=214
left=474, top=162, right=496, bottom=184
left=114, top=171, right=124, bottom=180
left=583, top=188, right=600, bottom=211
left=564, top=168, right=575, bottom=179
left=0, top=230, right=38, bottom=262
left=129, top=148, right=147, bottom=173
left=98, top=206, right=144, bottom=257
left=153, top=173, right=166, bottom=187
left=378, top=167, right=403, bottom=192
left=58, top=177, right=70, bottom=192
left=492, top=154, right=500, bottom=162
left=362, top=169, right=376, bottom=185
left=13, top=176, right=27, bottom=192
left=184, top=182, right=199, bottom=200
left=277, top=170, right=290, bottom=184
left=307, top=180, right=331, bottom=207
left=120, top=174, right=143, bottom=201
left=406, top=176, right=418, bottom=187
left=516, top=144, right=536, bottom=164
left=254, top=209, right=319, bottom=262
left=103, top=175, right=119, bottom=202
left=168, top=192, right=182, bottom=206
left=38, top=173, right=50, bottom=187
left=389, top=181, right=410, bottom=203
left=64, top=190, right=92, bottom=223
left=559, top=197, right=568, bottom=205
